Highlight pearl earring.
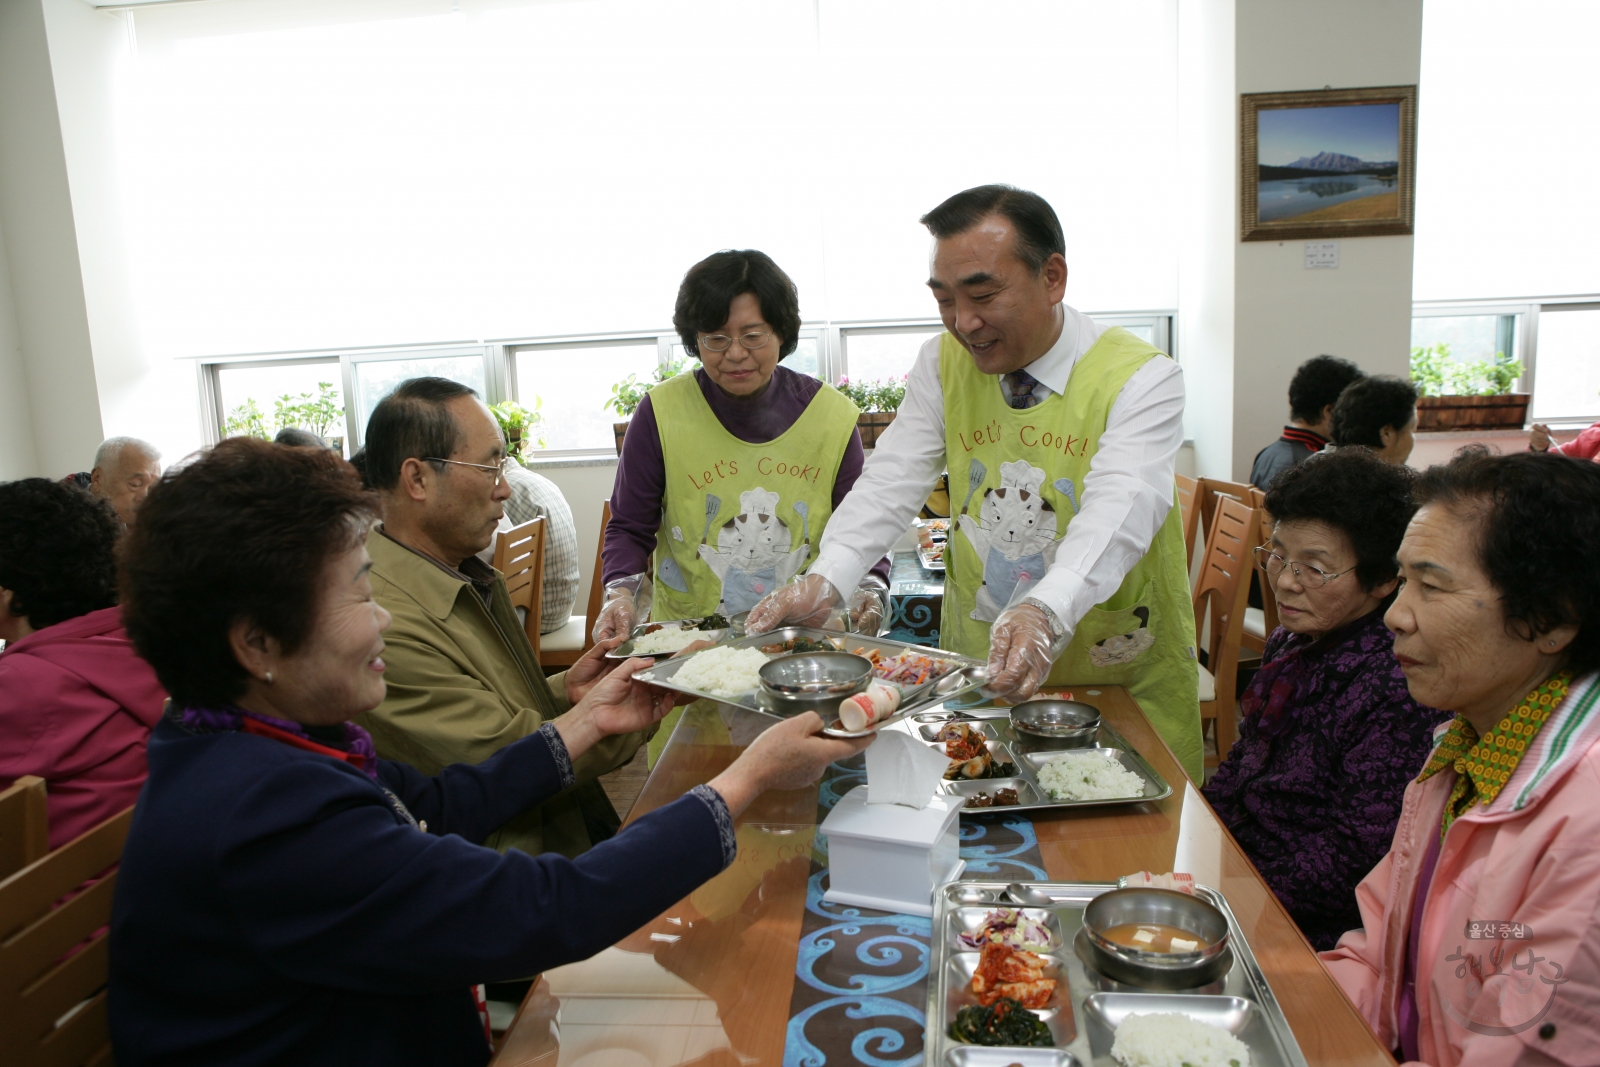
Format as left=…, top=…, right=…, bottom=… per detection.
left=265, top=671, right=274, bottom=684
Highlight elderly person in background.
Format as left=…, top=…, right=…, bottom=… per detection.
left=1203, top=449, right=1449, bottom=950
left=1529, top=419, right=1600, bottom=462
left=109, top=437, right=866, bottom=1067
left=64, top=436, right=163, bottom=527
left=1250, top=354, right=1364, bottom=489
left=1330, top=376, right=1418, bottom=466
left=1320, top=450, right=1600, bottom=1067
left=0, top=479, right=166, bottom=848
left=274, top=426, right=330, bottom=449
left=475, top=462, right=581, bottom=635
left=357, top=377, right=638, bottom=858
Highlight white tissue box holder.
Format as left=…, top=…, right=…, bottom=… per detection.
left=818, top=785, right=964, bottom=917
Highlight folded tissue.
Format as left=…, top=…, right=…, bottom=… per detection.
left=819, top=729, right=964, bottom=916
left=865, top=729, right=951, bottom=808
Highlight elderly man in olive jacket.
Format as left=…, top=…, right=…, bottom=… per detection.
left=356, top=377, right=644, bottom=859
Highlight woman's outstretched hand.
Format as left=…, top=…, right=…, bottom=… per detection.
left=563, top=636, right=626, bottom=704
left=707, top=713, right=872, bottom=816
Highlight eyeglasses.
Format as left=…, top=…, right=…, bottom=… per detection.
left=1253, top=545, right=1354, bottom=588
left=698, top=327, right=775, bottom=354
left=424, top=456, right=514, bottom=487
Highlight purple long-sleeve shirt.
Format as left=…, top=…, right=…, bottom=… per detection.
left=605, top=365, right=887, bottom=586
left=1201, top=609, right=1452, bottom=951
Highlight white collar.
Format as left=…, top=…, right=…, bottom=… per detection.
left=1018, top=304, right=1094, bottom=395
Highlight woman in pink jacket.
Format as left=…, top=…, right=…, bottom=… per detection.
left=1319, top=449, right=1600, bottom=1067
left=0, top=478, right=167, bottom=849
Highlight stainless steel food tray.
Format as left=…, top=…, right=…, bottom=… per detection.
left=605, top=617, right=728, bottom=659
left=927, top=881, right=1309, bottom=1067
left=917, top=542, right=947, bottom=572
left=630, top=626, right=982, bottom=722
left=884, top=713, right=1171, bottom=816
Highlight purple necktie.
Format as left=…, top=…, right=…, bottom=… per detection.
left=1004, top=370, right=1042, bottom=409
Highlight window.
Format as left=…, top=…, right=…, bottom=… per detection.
left=1531, top=306, right=1600, bottom=421
left=213, top=358, right=345, bottom=451
left=841, top=327, right=942, bottom=385
left=514, top=342, right=658, bottom=453
left=1410, top=315, right=1516, bottom=366
left=350, top=351, right=488, bottom=443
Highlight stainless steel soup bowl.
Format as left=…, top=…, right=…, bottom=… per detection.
left=1009, top=699, right=1101, bottom=747
left=1082, top=887, right=1230, bottom=969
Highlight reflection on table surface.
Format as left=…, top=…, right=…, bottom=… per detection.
left=493, top=691, right=1395, bottom=1067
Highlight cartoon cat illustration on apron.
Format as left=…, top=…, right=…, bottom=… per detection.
left=958, top=459, right=1065, bottom=621
left=697, top=487, right=810, bottom=614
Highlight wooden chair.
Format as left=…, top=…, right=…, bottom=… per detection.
left=0, top=777, right=49, bottom=882
left=1196, top=477, right=1253, bottom=547
left=494, top=516, right=548, bottom=654
left=538, top=500, right=611, bottom=669
left=1241, top=487, right=1278, bottom=655
left=1175, top=474, right=1201, bottom=567
left=1194, top=495, right=1257, bottom=768
left=0, top=804, right=134, bottom=1067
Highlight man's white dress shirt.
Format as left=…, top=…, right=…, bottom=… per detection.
left=809, top=304, right=1185, bottom=640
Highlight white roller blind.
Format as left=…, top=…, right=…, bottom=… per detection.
left=1413, top=0, right=1600, bottom=301
left=120, top=0, right=1177, bottom=359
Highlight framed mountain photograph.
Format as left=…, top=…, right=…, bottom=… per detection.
left=1241, top=85, right=1417, bottom=241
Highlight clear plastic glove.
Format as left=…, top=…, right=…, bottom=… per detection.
left=847, top=578, right=888, bottom=636
left=592, top=573, right=653, bottom=643
left=986, top=601, right=1065, bottom=702
left=746, top=572, right=845, bottom=634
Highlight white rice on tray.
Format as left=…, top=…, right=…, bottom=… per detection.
left=670, top=646, right=770, bottom=696
left=630, top=627, right=706, bottom=655
left=1111, top=1011, right=1250, bottom=1067
left=1036, top=750, right=1145, bottom=801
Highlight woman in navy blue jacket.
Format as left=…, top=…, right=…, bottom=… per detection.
left=108, top=437, right=867, bottom=1067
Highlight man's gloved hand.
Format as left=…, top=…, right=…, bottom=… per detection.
left=986, top=601, right=1065, bottom=701
left=592, top=574, right=652, bottom=643
left=846, top=581, right=888, bottom=635
left=746, top=573, right=846, bottom=634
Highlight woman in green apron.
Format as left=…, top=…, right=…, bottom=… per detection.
left=593, top=250, right=888, bottom=762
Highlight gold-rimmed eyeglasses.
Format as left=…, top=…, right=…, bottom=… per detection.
left=424, top=456, right=514, bottom=487
left=698, top=327, right=775, bottom=353
left=1253, top=545, right=1354, bottom=587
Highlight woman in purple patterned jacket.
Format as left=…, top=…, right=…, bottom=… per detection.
left=1203, top=447, right=1451, bottom=950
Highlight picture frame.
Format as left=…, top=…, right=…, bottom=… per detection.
left=1240, top=84, right=1417, bottom=242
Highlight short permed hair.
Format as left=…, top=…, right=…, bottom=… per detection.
left=1265, top=446, right=1417, bottom=593
left=673, top=250, right=802, bottom=360
left=1288, top=355, right=1363, bottom=425
left=920, top=184, right=1065, bottom=275
left=1413, top=448, right=1600, bottom=677
left=1331, top=375, right=1418, bottom=448
left=120, top=436, right=379, bottom=708
left=0, top=479, right=121, bottom=630
left=362, top=377, right=479, bottom=491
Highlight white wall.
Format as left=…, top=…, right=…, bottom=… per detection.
left=0, top=213, right=38, bottom=480
left=41, top=0, right=202, bottom=470
left=0, top=0, right=105, bottom=477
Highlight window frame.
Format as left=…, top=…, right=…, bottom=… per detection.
left=504, top=332, right=665, bottom=459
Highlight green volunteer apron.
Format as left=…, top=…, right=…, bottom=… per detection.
left=939, top=328, right=1202, bottom=782
left=646, top=370, right=859, bottom=763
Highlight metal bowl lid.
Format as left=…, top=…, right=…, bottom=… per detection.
left=759, top=652, right=873, bottom=696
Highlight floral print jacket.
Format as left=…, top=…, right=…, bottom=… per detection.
left=1202, top=609, right=1452, bottom=950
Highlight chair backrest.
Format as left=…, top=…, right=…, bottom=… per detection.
left=0, top=804, right=134, bottom=1067
left=584, top=500, right=611, bottom=638
left=0, top=777, right=48, bottom=882
left=1175, top=474, right=1200, bottom=565
left=493, top=517, right=548, bottom=656
left=1197, top=477, right=1253, bottom=542
left=1193, top=495, right=1257, bottom=683
left=1247, top=487, right=1280, bottom=635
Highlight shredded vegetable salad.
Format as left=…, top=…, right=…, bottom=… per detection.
left=853, top=647, right=953, bottom=687
left=957, top=908, right=1054, bottom=952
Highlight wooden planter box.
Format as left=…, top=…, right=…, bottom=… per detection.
left=614, top=421, right=630, bottom=456
left=857, top=411, right=897, bottom=448
left=1416, top=394, right=1530, bottom=431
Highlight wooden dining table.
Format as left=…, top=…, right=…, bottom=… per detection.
left=493, top=686, right=1397, bottom=1067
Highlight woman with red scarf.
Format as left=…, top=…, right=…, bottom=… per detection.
left=1202, top=448, right=1450, bottom=950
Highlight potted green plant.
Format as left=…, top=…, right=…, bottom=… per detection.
left=491, top=399, right=546, bottom=462
left=605, top=359, right=687, bottom=455
left=837, top=375, right=908, bottom=448
left=1410, top=344, right=1529, bottom=431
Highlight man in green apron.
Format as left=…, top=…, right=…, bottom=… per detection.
left=748, top=185, right=1202, bottom=782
